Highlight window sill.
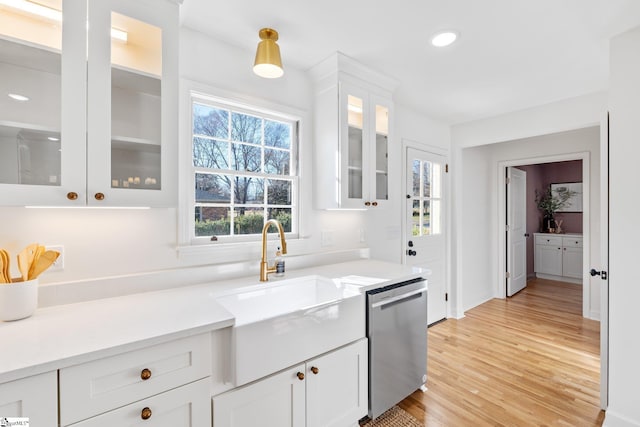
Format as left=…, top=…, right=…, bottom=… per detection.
left=177, top=236, right=314, bottom=265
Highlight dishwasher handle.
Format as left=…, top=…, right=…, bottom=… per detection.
left=371, top=286, right=427, bottom=309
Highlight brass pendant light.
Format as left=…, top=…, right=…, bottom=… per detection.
left=253, top=28, right=284, bottom=78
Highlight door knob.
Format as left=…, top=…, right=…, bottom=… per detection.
left=406, top=249, right=417, bottom=256
left=590, top=269, right=608, bottom=280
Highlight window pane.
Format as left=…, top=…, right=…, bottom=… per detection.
left=432, top=200, right=441, bottom=235
left=193, top=104, right=229, bottom=139
left=195, top=173, right=230, bottom=203
left=422, top=200, right=431, bottom=235
left=265, top=120, right=291, bottom=148
left=268, top=208, right=292, bottom=232
left=231, top=143, right=261, bottom=172
left=194, top=206, right=230, bottom=236
left=264, top=148, right=290, bottom=175
left=267, top=179, right=291, bottom=205
left=412, top=200, right=420, bottom=236
left=231, top=112, right=261, bottom=145
left=412, top=160, right=420, bottom=197
left=423, top=161, right=432, bottom=198
left=234, top=177, right=264, bottom=204
left=193, top=138, right=229, bottom=169
left=432, top=163, right=442, bottom=198
left=234, top=208, right=264, bottom=234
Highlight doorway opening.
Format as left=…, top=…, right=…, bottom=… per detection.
left=506, top=159, right=585, bottom=299
left=500, top=153, right=590, bottom=317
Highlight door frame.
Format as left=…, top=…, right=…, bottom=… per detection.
left=401, top=138, right=451, bottom=318
left=496, top=151, right=591, bottom=318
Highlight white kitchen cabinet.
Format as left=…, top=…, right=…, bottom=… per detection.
left=60, top=333, right=212, bottom=426
left=311, top=52, right=396, bottom=210
left=0, top=0, right=178, bottom=207
left=69, top=378, right=210, bottom=427
left=213, top=339, right=368, bottom=427
left=213, top=363, right=306, bottom=427
left=534, top=233, right=583, bottom=283
left=306, top=338, right=368, bottom=427
left=0, top=371, right=57, bottom=426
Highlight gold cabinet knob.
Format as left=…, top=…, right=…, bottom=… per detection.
left=372, top=201, right=378, bottom=207
left=66, top=192, right=78, bottom=201
left=364, top=201, right=371, bottom=206
left=141, top=407, right=152, bottom=420
left=140, top=368, right=152, bottom=380
left=296, top=372, right=305, bottom=381
left=310, top=366, right=319, bottom=375
left=94, top=192, right=105, bottom=201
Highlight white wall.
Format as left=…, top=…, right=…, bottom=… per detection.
left=604, top=25, right=640, bottom=427
left=451, top=94, right=605, bottom=316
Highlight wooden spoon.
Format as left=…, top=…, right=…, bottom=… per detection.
left=29, top=250, right=60, bottom=280
left=17, top=243, right=38, bottom=281
left=27, top=245, right=46, bottom=280
left=0, top=249, right=9, bottom=283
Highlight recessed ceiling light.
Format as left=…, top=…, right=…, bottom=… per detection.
left=431, top=31, right=458, bottom=47
left=8, top=93, right=29, bottom=101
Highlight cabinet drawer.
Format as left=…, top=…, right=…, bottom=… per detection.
left=562, top=237, right=583, bottom=248
left=70, top=378, right=210, bottom=427
left=0, top=371, right=57, bottom=427
left=60, top=333, right=211, bottom=425
left=535, top=234, right=562, bottom=246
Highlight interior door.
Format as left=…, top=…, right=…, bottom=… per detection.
left=405, top=147, right=447, bottom=325
left=507, top=167, right=527, bottom=296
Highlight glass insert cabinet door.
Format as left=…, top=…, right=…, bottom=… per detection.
left=87, top=0, right=177, bottom=206
left=340, top=83, right=390, bottom=209
left=0, top=0, right=177, bottom=206
left=0, top=0, right=66, bottom=193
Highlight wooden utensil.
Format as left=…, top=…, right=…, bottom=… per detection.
left=0, top=249, right=9, bottom=283
left=28, top=250, right=60, bottom=280
left=17, top=243, right=38, bottom=281
left=27, top=245, right=46, bottom=280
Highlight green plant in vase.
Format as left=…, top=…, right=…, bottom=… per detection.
left=535, top=187, right=576, bottom=233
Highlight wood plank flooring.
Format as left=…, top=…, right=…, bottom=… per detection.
left=399, top=278, right=604, bottom=426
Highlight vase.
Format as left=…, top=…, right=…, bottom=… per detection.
left=542, top=214, right=556, bottom=233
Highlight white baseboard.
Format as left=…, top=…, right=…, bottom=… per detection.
left=603, top=410, right=640, bottom=427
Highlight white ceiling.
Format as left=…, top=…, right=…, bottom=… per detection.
left=179, top=0, right=640, bottom=124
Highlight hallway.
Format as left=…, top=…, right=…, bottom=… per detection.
left=400, top=279, right=603, bottom=426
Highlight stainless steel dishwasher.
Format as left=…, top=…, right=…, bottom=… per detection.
left=367, top=277, right=428, bottom=419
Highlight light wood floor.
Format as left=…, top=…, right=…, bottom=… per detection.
left=399, top=278, right=604, bottom=426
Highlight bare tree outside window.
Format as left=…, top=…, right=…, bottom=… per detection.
left=192, top=101, right=296, bottom=237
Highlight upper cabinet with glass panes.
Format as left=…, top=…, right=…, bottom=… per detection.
left=310, top=52, right=397, bottom=210
left=0, top=0, right=178, bottom=206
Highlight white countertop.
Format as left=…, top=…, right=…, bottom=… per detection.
left=0, top=259, right=425, bottom=384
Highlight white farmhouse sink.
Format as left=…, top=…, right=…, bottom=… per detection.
left=216, top=275, right=365, bottom=386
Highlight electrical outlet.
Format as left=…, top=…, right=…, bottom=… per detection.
left=46, top=245, right=64, bottom=272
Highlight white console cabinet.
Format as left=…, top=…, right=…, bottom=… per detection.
left=534, top=233, right=583, bottom=283
left=213, top=338, right=368, bottom=427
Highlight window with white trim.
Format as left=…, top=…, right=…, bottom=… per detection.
left=189, top=94, right=298, bottom=242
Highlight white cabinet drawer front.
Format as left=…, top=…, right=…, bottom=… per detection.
left=60, top=334, right=211, bottom=425
left=562, top=237, right=583, bottom=248
left=70, top=378, right=210, bottom=427
left=0, top=371, right=57, bottom=427
left=535, top=235, right=562, bottom=246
